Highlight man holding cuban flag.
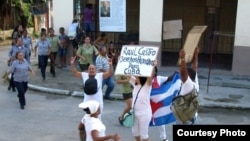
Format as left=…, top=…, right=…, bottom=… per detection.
left=150, top=66, right=182, bottom=141
left=150, top=47, right=200, bottom=141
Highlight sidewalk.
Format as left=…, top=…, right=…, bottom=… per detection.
left=26, top=59, right=250, bottom=110
left=1, top=41, right=250, bottom=110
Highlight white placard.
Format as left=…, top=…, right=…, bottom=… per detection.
left=163, top=31, right=182, bottom=40
left=115, top=45, right=159, bottom=77
left=163, top=19, right=183, bottom=32
left=99, top=0, right=126, bottom=32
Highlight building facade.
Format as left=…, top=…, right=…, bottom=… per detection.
left=52, top=0, right=250, bottom=75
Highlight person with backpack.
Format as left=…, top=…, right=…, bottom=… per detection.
left=70, top=56, right=113, bottom=141
left=174, top=47, right=200, bottom=125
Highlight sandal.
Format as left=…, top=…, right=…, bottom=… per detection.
left=118, top=117, right=123, bottom=126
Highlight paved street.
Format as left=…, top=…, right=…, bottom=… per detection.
left=1, top=43, right=250, bottom=141
left=1, top=89, right=250, bottom=141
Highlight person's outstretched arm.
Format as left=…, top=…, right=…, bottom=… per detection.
left=70, top=56, right=82, bottom=79
left=179, top=49, right=188, bottom=83
left=103, top=58, right=113, bottom=79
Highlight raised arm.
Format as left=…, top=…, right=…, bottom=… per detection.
left=70, top=56, right=82, bottom=79
left=103, top=58, right=113, bottom=79
left=179, top=49, right=188, bottom=83
left=146, top=60, right=157, bottom=85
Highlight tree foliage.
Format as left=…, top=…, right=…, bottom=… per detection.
left=0, top=0, right=47, bottom=30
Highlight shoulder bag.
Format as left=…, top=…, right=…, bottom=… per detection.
left=122, top=86, right=143, bottom=128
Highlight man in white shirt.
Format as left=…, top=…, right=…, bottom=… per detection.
left=177, top=47, right=199, bottom=125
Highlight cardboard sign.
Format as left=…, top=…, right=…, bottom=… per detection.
left=177, top=26, right=207, bottom=65
left=115, top=45, right=159, bottom=77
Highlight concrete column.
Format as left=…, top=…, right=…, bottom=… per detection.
left=232, top=0, right=250, bottom=75
left=53, top=0, right=74, bottom=34
left=52, top=0, right=74, bottom=66
left=139, top=0, right=164, bottom=67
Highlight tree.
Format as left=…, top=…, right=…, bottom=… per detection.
left=0, top=0, right=46, bottom=30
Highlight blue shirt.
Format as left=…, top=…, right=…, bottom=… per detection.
left=35, top=39, right=51, bottom=55
left=8, top=45, right=30, bottom=63
left=9, top=59, right=31, bottom=82
left=22, top=36, right=33, bottom=53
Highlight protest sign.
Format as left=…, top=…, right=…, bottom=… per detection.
left=115, top=45, right=159, bottom=77
left=177, top=25, right=207, bottom=65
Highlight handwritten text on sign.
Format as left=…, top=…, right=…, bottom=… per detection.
left=115, top=45, right=159, bottom=77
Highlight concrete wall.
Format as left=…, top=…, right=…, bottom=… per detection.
left=139, top=0, right=163, bottom=42
left=53, top=0, right=74, bottom=35
left=53, top=0, right=74, bottom=65
left=232, top=0, right=250, bottom=75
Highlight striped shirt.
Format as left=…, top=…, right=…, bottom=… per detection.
left=9, top=59, right=31, bottom=82
left=95, top=55, right=109, bottom=72
left=35, top=39, right=51, bottom=55
left=8, top=45, right=30, bottom=63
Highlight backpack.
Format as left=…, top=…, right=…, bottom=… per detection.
left=170, top=87, right=200, bottom=123
left=83, top=77, right=98, bottom=95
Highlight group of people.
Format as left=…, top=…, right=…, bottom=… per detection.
left=3, top=24, right=33, bottom=109
left=73, top=44, right=200, bottom=141
left=3, top=20, right=120, bottom=110
left=3, top=23, right=74, bottom=109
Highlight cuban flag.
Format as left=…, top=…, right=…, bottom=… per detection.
left=149, top=72, right=182, bottom=126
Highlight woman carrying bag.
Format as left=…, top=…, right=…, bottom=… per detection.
left=127, top=61, right=157, bottom=141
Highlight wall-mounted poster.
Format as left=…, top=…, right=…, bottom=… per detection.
left=99, top=0, right=126, bottom=32
left=115, top=45, right=159, bottom=77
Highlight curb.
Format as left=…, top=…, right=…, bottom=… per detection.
left=28, top=83, right=250, bottom=110
left=28, top=84, right=71, bottom=96
left=71, top=91, right=84, bottom=97
left=200, top=105, right=250, bottom=110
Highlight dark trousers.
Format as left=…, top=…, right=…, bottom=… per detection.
left=49, top=52, right=57, bottom=75
left=8, top=73, right=15, bottom=90
left=14, top=81, right=28, bottom=106
left=38, top=55, right=49, bottom=79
